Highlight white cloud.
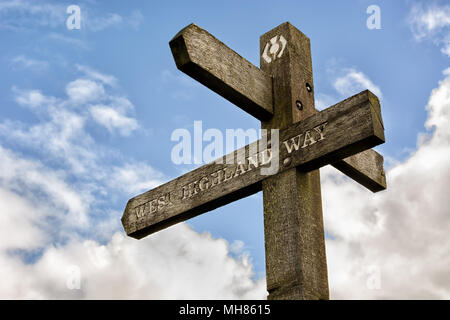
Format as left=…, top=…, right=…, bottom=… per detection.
left=66, top=79, right=105, bottom=103
left=0, top=224, right=266, bottom=299
left=109, top=96, right=134, bottom=112
left=442, top=44, right=450, bottom=57
left=90, top=105, right=139, bottom=136
left=4, top=68, right=141, bottom=173
left=333, top=68, right=382, bottom=99
left=63, top=69, right=139, bottom=138
left=13, top=87, right=55, bottom=108
left=87, top=13, right=123, bottom=31
left=1, top=68, right=150, bottom=228
left=317, top=64, right=382, bottom=112
left=0, top=137, right=265, bottom=299
left=76, top=64, right=118, bottom=87
left=323, top=67, right=450, bottom=299
left=0, top=63, right=267, bottom=300
left=0, top=188, right=48, bottom=251
left=425, top=67, right=450, bottom=131
left=315, top=93, right=339, bottom=111
left=11, top=55, right=48, bottom=71
left=409, top=4, right=450, bottom=40
left=0, top=145, right=88, bottom=231
left=0, top=0, right=65, bottom=30
left=0, top=1, right=140, bottom=33
left=229, top=239, right=245, bottom=256
left=84, top=9, right=145, bottom=32
left=0, top=107, right=98, bottom=175
left=107, top=162, right=164, bottom=195
left=408, top=3, right=450, bottom=57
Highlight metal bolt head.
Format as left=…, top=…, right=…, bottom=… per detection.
left=283, top=157, right=291, bottom=166
left=306, top=83, right=312, bottom=92
left=296, top=100, right=303, bottom=111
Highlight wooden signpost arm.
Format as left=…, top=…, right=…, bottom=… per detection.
left=170, top=23, right=273, bottom=120
left=170, top=23, right=386, bottom=193
left=122, top=89, right=384, bottom=241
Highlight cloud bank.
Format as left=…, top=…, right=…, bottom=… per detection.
left=409, top=3, right=450, bottom=57
left=324, top=67, right=450, bottom=299
left=0, top=64, right=266, bottom=299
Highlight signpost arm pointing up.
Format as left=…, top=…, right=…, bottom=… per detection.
left=259, top=22, right=329, bottom=300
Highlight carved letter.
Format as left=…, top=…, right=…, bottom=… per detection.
left=209, top=171, right=219, bottom=187
left=199, top=176, right=210, bottom=191
left=158, top=195, right=166, bottom=210
left=181, top=185, right=190, bottom=200
left=260, top=149, right=272, bottom=165
left=190, top=181, right=200, bottom=196
left=223, top=167, right=234, bottom=182
left=234, top=163, right=247, bottom=177
left=150, top=199, right=158, bottom=214
left=313, top=122, right=328, bottom=141
left=247, top=153, right=259, bottom=171
left=165, top=193, right=172, bottom=205
left=302, top=130, right=316, bottom=148
left=217, top=169, right=225, bottom=185
left=134, top=205, right=143, bottom=219
left=283, top=134, right=303, bottom=154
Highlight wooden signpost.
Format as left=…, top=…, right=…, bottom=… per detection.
left=121, top=22, right=387, bottom=300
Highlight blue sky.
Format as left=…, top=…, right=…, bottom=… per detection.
left=0, top=0, right=450, bottom=299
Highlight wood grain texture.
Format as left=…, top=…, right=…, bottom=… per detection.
left=329, top=91, right=386, bottom=192
left=332, top=149, right=386, bottom=192
left=170, top=23, right=273, bottom=120
left=260, top=22, right=328, bottom=300
left=169, top=24, right=386, bottom=192
left=121, top=89, right=384, bottom=240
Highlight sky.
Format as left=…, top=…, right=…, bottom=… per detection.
left=0, top=0, right=449, bottom=299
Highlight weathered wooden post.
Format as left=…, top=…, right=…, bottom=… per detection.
left=121, top=22, right=386, bottom=299
left=260, top=23, right=329, bottom=300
